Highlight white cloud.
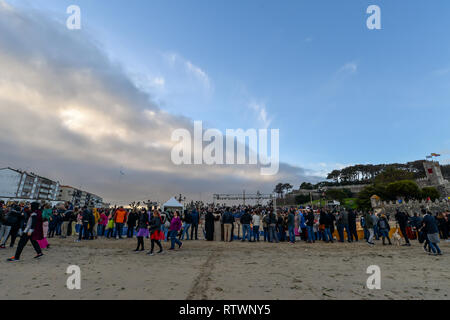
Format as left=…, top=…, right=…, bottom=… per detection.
left=248, top=101, right=272, bottom=129
left=0, top=3, right=315, bottom=204
left=339, top=62, right=358, bottom=74
left=163, top=52, right=212, bottom=91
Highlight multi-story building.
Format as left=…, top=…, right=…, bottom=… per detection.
left=0, top=167, right=60, bottom=201
left=57, top=185, right=103, bottom=207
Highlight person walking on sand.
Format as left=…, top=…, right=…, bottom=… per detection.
left=377, top=214, right=392, bottom=245
left=148, top=210, right=164, bottom=255
left=422, top=210, right=442, bottom=256
left=169, top=211, right=183, bottom=249
left=134, top=208, right=149, bottom=252
left=113, top=206, right=127, bottom=239
left=395, top=209, right=411, bottom=247
left=7, top=202, right=44, bottom=262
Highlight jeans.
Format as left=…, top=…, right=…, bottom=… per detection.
left=349, top=223, right=358, bottom=241
left=338, top=224, right=351, bottom=242
left=0, top=225, right=12, bottom=246
left=263, top=227, right=268, bottom=241
left=288, top=226, right=295, bottom=243
left=323, top=227, right=333, bottom=242
left=306, top=226, right=315, bottom=242
left=170, top=230, right=182, bottom=249
left=181, top=223, right=191, bottom=240
left=268, top=225, right=279, bottom=243
left=162, top=225, right=169, bottom=242
left=78, top=222, right=89, bottom=240
left=190, top=223, right=199, bottom=240
left=253, top=225, right=260, bottom=241
left=115, top=223, right=124, bottom=238
left=56, top=222, right=62, bottom=236
left=373, top=225, right=380, bottom=240
left=368, top=228, right=374, bottom=243
left=127, top=225, right=134, bottom=238
left=364, top=228, right=369, bottom=240
left=242, top=224, right=251, bottom=241
left=429, top=241, right=441, bottom=254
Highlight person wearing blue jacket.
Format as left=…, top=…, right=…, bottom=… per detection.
left=190, top=209, right=199, bottom=240
left=422, top=211, right=442, bottom=256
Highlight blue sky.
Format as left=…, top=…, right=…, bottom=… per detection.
left=5, top=0, right=450, bottom=181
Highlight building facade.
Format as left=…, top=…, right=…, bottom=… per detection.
left=57, top=185, right=103, bottom=207
left=0, top=167, right=60, bottom=201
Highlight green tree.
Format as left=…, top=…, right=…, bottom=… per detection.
left=356, top=184, right=387, bottom=210
left=385, top=180, right=421, bottom=201
left=421, top=187, right=440, bottom=201
left=300, top=182, right=314, bottom=190
left=374, top=167, right=415, bottom=184
left=295, top=194, right=311, bottom=205
left=325, top=189, right=346, bottom=202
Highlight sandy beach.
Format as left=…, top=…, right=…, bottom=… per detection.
left=0, top=237, right=448, bottom=300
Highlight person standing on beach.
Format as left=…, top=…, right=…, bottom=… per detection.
left=76, top=206, right=90, bottom=242
left=287, top=209, right=295, bottom=244
left=268, top=210, right=279, bottom=243
left=252, top=211, right=261, bottom=242
left=204, top=209, right=215, bottom=241
left=134, top=208, right=149, bottom=252
left=169, top=211, right=183, bottom=250
left=395, top=209, right=411, bottom=247
left=7, top=202, right=44, bottom=262
left=98, top=210, right=108, bottom=236
left=262, top=211, right=269, bottom=242
left=240, top=209, right=252, bottom=242
left=305, top=209, right=315, bottom=243
left=126, top=209, right=138, bottom=239
left=348, top=209, right=358, bottom=242
left=114, top=206, right=127, bottom=239
left=221, top=208, right=234, bottom=242
left=365, top=211, right=375, bottom=245
left=190, top=208, right=200, bottom=240
left=181, top=210, right=192, bottom=240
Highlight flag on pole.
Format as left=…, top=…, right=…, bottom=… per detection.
left=431, top=153, right=441, bottom=157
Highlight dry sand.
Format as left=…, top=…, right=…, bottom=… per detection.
left=0, top=237, right=448, bottom=300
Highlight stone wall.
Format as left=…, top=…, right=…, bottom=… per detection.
left=379, top=198, right=450, bottom=215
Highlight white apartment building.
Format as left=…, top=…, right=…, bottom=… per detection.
left=0, top=167, right=60, bottom=201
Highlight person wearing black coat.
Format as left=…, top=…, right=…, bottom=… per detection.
left=127, top=210, right=138, bottom=238
left=204, top=210, right=215, bottom=241
left=240, top=210, right=252, bottom=242
left=305, top=210, right=315, bottom=243
left=0, top=205, right=21, bottom=248
left=348, top=209, right=358, bottom=242
left=395, top=209, right=411, bottom=246
left=148, top=211, right=163, bottom=255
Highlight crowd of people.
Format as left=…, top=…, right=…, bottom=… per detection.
left=0, top=199, right=448, bottom=262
